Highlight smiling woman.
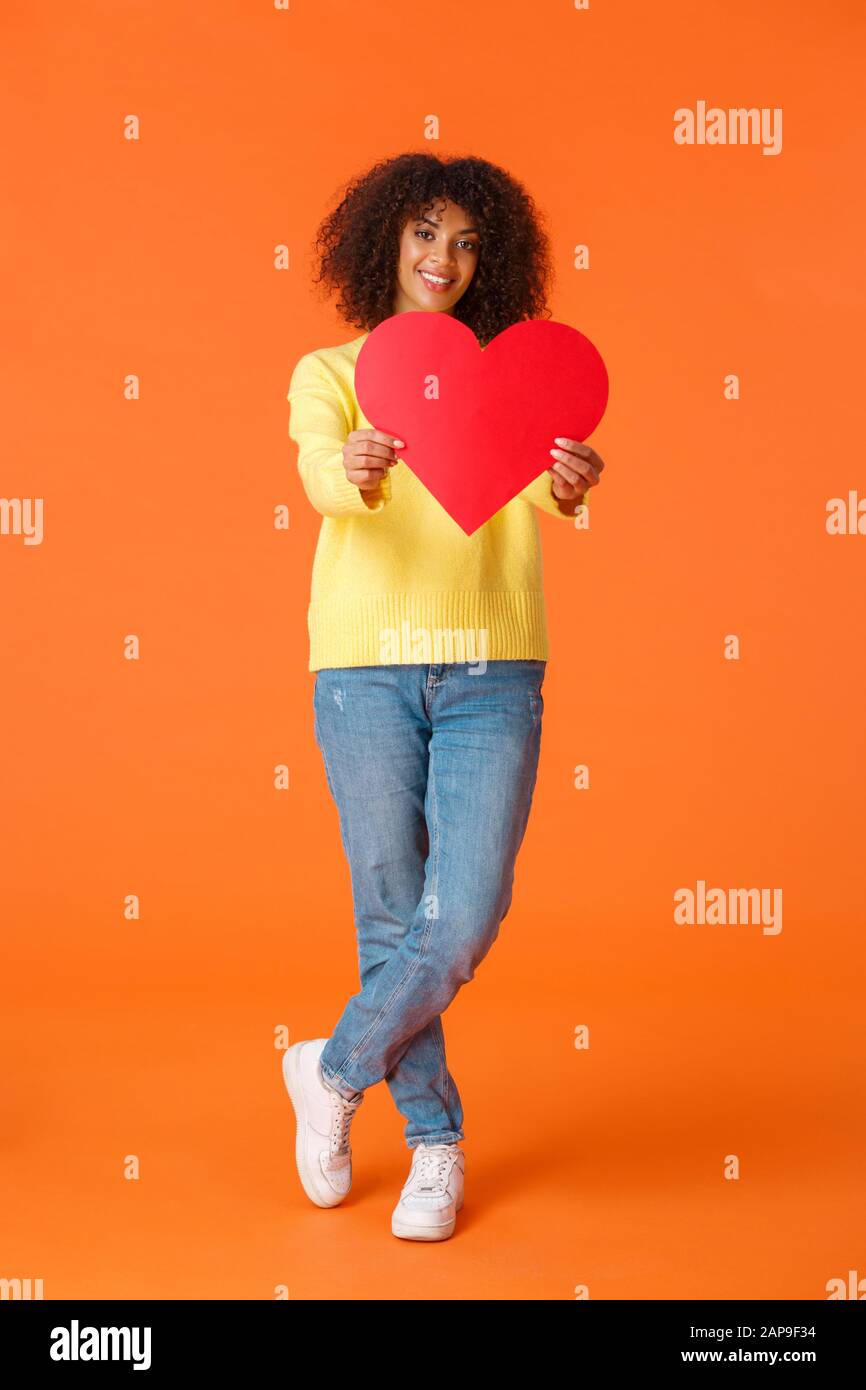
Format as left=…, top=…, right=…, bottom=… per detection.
left=308, top=150, right=554, bottom=346
left=283, top=149, right=607, bottom=1244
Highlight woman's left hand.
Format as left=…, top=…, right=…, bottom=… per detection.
left=548, top=437, right=605, bottom=502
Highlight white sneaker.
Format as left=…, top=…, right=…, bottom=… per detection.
left=281, top=1038, right=364, bottom=1208
left=391, top=1142, right=465, bottom=1241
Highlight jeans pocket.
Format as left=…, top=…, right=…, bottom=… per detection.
left=312, top=681, right=321, bottom=749
left=529, top=684, right=543, bottom=725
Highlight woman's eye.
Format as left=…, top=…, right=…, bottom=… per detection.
left=413, top=229, right=478, bottom=251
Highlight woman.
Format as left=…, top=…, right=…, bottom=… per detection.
left=282, top=152, right=606, bottom=1241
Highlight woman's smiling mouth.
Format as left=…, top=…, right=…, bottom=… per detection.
left=418, top=268, right=455, bottom=292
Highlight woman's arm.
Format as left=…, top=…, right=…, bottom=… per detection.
left=288, top=352, right=392, bottom=517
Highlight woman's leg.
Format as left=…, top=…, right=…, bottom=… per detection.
left=315, top=659, right=545, bottom=1148
left=313, top=664, right=465, bottom=1142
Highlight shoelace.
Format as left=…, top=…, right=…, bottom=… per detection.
left=328, top=1088, right=364, bottom=1157
left=409, top=1143, right=460, bottom=1194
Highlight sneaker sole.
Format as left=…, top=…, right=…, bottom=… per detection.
left=282, top=1043, right=347, bottom=1209
left=391, top=1192, right=463, bottom=1241
left=392, top=1217, right=456, bottom=1241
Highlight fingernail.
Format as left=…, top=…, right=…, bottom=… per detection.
left=393, top=439, right=405, bottom=448
left=554, top=437, right=568, bottom=447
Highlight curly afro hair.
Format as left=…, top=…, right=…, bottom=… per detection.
left=309, top=151, right=555, bottom=347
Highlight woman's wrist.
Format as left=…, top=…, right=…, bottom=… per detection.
left=550, top=482, right=586, bottom=515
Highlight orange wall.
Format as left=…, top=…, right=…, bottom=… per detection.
left=1, top=0, right=864, bottom=1299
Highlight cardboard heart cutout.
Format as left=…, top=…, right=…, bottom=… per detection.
left=355, top=312, right=608, bottom=535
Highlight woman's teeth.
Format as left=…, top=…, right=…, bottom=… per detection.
left=419, top=270, right=453, bottom=291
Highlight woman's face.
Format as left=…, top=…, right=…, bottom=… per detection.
left=392, top=198, right=480, bottom=316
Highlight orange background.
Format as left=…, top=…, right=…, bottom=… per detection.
left=2, top=0, right=864, bottom=1299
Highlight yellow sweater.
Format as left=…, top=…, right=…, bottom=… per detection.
left=288, top=331, right=585, bottom=672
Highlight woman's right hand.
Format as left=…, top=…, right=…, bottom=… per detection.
left=342, top=429, right=405, bottom=491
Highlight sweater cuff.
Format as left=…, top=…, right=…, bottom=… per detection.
left=327, top=459, right=392, bottom=515
left=521, top=471, right=585, bottom=519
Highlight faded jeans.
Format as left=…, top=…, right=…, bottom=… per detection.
left=314, top=659, right=545, bottom=1148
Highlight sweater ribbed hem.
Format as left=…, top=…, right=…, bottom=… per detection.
left=307, top=590, right=549, bottom=671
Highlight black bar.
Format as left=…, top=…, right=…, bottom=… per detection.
left=1, top=1297, right=862, bottom=1372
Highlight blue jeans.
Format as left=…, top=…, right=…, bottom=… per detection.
left=314, top=659, right=546, bottom=1148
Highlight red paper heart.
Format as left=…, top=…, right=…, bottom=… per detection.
left=354, top=311, right=608, bottom=535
